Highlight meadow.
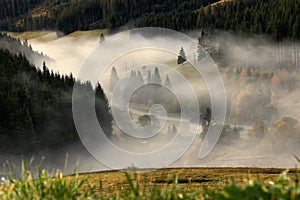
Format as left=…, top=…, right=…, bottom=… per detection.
left=0, top=162, right=299, bottom=199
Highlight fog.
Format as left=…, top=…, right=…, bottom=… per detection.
left=29, top=31, right=100, bottom=75
left=3, top=29, right=300, bottom=174
left=214, top=31, right=300, bottom=69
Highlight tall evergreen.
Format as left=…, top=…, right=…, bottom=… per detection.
left=178, top=47, right=187, bottom=65
left=153, top=67, right=161, bottom=84
left=95, top=83, right=113, bottom=138
left=109, top=67, right=119, bottom=92
left=164, top=75, right=171, bottom=88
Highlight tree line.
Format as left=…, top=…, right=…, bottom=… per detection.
left=136, top=0, right=300, bottom=41
left=0, top=49, right=112, bottom=154
left=0, top=0, right=217, bottom=34
left=1, top=0, right=299, bottom=41
left=0, top=32, right=53, bottom=66
left=1, top=0, right=298, bottom=41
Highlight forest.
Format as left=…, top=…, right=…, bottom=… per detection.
left=0, top=32, right=52, bottom=65
left=0, top=0, right=217, bottom=33
left=0, top=48, right=112, bottom=154
left=135, top=0, right=300, bottom=41
left=1, top=0, right=298, bottom=41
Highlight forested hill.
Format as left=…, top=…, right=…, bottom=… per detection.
left=135, top=0, right=300, bottom=41
left=0, top=49, right=112, bottom=154
left=0, top=33, right=53, bottom=66
left=0, top=0, right=299, bottom=40
left=0, top=0, right=218, bottom=33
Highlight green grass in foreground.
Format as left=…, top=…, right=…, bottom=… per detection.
left=0, top=161, right=96, bottom=200
left=0, top=162, right=300, bottom=200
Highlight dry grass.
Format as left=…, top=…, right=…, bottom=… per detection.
left=5, top=29, right=107, bottom=43
left=194, top=0, right=234, bottom=12
left=65, top=29, right=107, bottom=40
left=78, top=167, right=299, bottom=196
left=209, top=0, right=234, bottom=7
left=6, top=31, right=51, bottom=40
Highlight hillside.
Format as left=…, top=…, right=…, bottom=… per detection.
left=0, top=32, right=53, bottom=66
left=20, top=29, right=107, bottom=76
left=0, top=0, right=299, bottom=41
left=0, top=0, right=219, bottom=33
left=0, top=49, right=112, bottom=154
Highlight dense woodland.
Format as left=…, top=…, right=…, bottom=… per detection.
left=0, top=49, right=112, bottom=154
left=0, top=0, right=218, bottom=33
left=136, top=0, right=300, bottom=41
left=0, top=0, right=44, bottom=19
left=1, top=0, right=299, bottom=41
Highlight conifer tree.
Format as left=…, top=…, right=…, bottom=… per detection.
left=177, top=47, right=187, bottom=65
left=153, top=67, right=161, bottom=84
left=109, top=67, right=119, bottom=92
left=164, top=75, right=171, bottom=88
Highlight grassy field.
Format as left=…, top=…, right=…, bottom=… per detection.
left=5, top=29, right=107, bottom=43
left=1, top=166, right=298, bottom=199
left=66, top=29, right=107, bottom=39
left=80, top=167, right=298, bottom=196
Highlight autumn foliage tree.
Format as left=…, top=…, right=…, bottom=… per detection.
left=109, top=67, right=119, bottom=92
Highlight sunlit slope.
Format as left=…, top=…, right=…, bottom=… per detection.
left=4, top=29, right=107, bottom=75
left=66, top=29, right=107, bottom=39
left=6, top=31, right=57, bottom=42
left=6, top=29, right=107, bottom=43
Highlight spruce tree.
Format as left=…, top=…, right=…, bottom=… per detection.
left=164, top=75, right=171, bottom=88
left=153, top=67, right=161, bottom=84
left=109, top=67, right=119, bottom=92
left=177, top=47, right=187, bottom=65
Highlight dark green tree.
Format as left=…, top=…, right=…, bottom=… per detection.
left=178, top=47, right=187, bottom=65
left=153, top=67, right=161, bottom=84
left=109, top=67, right=119, bottom=92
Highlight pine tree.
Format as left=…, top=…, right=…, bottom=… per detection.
left=147, top=70, right=152, bottom=83
left=164, top=75, right=171, bottom=88
left=95, top=83, right=113, bottom=138
left=177, top=47, right=187, bottom=65
left=153, top=67, right=161, bottom=84
left=137, top=70, right=144, bottom=85
left=100, top=33, right=105, bottom=43
left=109, top=67, right=119, bottom=92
